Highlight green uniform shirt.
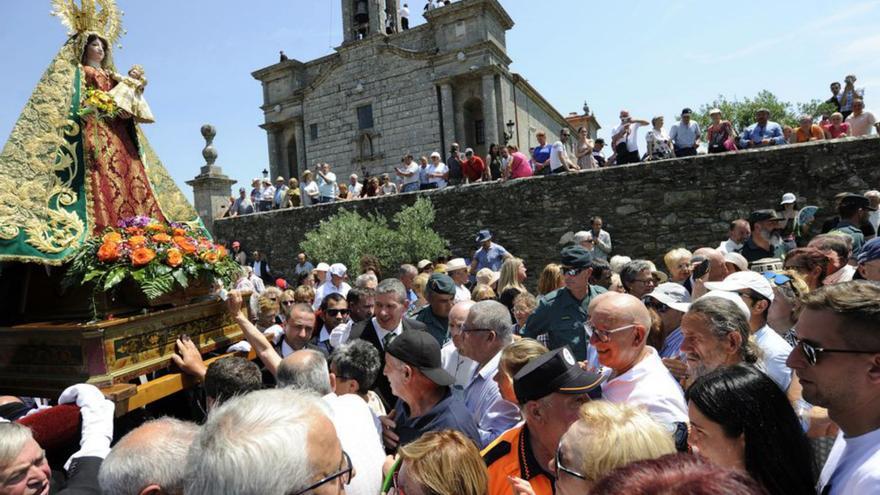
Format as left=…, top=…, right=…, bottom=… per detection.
left=415, top=306, right=449, bottom=345
left=831, top=221, right=865, bottom=256
left=522, top=285, right=607, bottom=361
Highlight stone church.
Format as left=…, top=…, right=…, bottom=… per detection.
left=252, top=0, right=598, bottom=181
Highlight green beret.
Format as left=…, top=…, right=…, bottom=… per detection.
left=427, top=273, right=456, bottom=296
left=560, top=245, right=593, bottom=270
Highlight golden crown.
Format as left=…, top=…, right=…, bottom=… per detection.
left=51, top=0, right=124, bottom=45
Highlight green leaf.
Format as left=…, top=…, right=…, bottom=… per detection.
left=103, top=266, right=127, bottom=290
left=172, top=269, right=189, bottom=289
left=139, top=273, right=175, bottom=300
left=130, top=268, right=148, bottom=283
left=154, top=264, right=172, bottom=276
left=82, top=269, right=105, bottom=283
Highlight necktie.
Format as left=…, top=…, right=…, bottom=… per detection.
left=382, top=331, right=397, bottom=349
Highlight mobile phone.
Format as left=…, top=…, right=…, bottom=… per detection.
left=691, top=257, right=710, bottom=280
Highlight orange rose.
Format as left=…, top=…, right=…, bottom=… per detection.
left=172, top=228, right=186, bottom=236
left=102, top=231, right=122, bottom=244
left=152, top=233, right=172, bottom=244
left=125, top=226, right=143, bottom=235
left=201, top=250, right=219, bottom=264
left=146, top=223, right=166, bottom=233
left=128, top=235, right=147, bottom=248
left=97, top=242, right=120, bottom=262
left=216, top=245, right=228, bottom=258
left=165, top=248, right=183, bottom=267
left=174, top=236, right=198, bottom=254
left=131, top=247, right=156, bottom=267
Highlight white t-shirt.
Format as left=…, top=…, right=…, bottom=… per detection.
left=818, top=428, right=880, bottom=495
left=322, top=393, right=385, bottom=495
left=717, top=238, right=742, bottom=254
left=549, top=141, right=567, bottom=171
left=611, top=123, right=643, bottom=152
left=454, top=284, right=471, bottom=304
left=601, top=347, right=688, bottom=426
left=753, top=325, right=793, bottom=392
left=302, top=181, right=319, bottom=206
left=318, top=172, right=337, bottom=198
left=313, top=281, right=352, bottom=310
left=401, top=162, right=419, bottom=185
left=349, top=181, right=363, bottom=197
left=846, top=111, right=877, bottom=137
left=430, top=162, right=448, bottom=188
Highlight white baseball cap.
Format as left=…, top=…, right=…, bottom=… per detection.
left=329, top=263, right=347, bottom=277
left=315, top=262, right=330, bottom=272
left=780, top=193, right=797, bottom=205
left=724, top=252, right=749, bottom=273
left=645, top=283, right=691, bottom=313
left=698, top=290, right=752, bottom=321
left=704, top=271, right=774, bottom=302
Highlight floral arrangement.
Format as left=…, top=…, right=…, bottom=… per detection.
left=64, top=217, right=241, bottom=308
left=78, top=88, right=119, bottom=119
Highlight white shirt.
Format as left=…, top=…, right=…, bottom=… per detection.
left=322, top=393, right=385, bottom=495
left=824, top=265, right=855, bottom=286
left=302, top=181, right=319, bottom=206
left=260, top=185, right=276, bottom=201
left=601, top=347, right=688, bottom=426
left=401, top=162, right=419, bottom=185
left=373, top=317, right=404, bottom=350
left=549, top=141, right=567, bottom=171
left=753, top=325, right=794, bottom=391
left=869, top=210, right=880, bottom=233
left=818, top=428, right=880, bottom=495
left=612, top=123, right=643, bottom=152
left=313, top=281, right=352, bottom=310
left=429, top=162, right=448, bottom=188
left=318, top=171, right=337, bottom=198
left=441, top=340, right=479, bottom=399
left=401, top=5, right=409, bottom=17
left=846, top=110, right=877, bottom=137
left=454, top=284, right=471, bottom=304
left=718, top=238, right=743, bottom=254
left=349, top=181, right=363, bottom=197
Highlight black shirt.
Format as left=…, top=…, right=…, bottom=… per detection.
left=738, top=238, right=776, bottom=263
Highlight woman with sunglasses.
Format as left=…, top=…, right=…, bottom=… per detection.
left=388, top=430, right=487, bottom=495
left=508, top=401, right=675, bottom=495
left=764, top=270, right=810, bottom=346
left=686, top=364, right=816, bottom=495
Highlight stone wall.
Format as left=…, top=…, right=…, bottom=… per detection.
left=214, top=137, right=880, bottom=282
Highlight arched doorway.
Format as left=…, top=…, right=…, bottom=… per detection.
left=287, top=135, right=299, bottom=180
left=462, top=97, right=485, bottom=157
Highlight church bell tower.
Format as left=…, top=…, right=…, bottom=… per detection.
left=342, top=0, right=398, bottom=43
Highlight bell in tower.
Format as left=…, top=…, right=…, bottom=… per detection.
left=354, top=0, right=369, bottom=23
left=343, top=0, right=394, bottom=43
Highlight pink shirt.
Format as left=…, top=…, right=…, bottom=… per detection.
left=507, top=152, right=533, bottom=179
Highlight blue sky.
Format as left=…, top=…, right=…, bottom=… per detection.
left=2, top=0, right=879, bottom=202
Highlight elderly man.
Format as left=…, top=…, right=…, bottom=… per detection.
left=272, top=176, right=288, bottom=209
left=644, top=283, right=691, bottom=359
left=589, top=292, right=688, bottom=430
left=440, top=300, right=479, bottom=395
left=457, top=300, right=521, bottom=447
left=258, top=178, right=275, bottom=212
left=398, top=264, right=419, bottom=309
left=381, top=330, right=480, bottom=451
left=680, top=293, right=757, bottom=388
left=740, top=209, right=785, bottom=264
left=230, top=187, right=254, bottom=216
left=313, top=263, right=351, bottom=310
left=483, top=348, right=606, bottom=495
left=461, top=148, right=486, bottom=183
left=184, top=389, right=350, bottom=494
left=349, top=278, right=428, bottom=406
left=414, top=273, right=456, bottom=344
left=227, top=291, right=324, bottom=376
left=294, top=252, right=314, bottom=277
left=619, top=259, right=656, bottom=299
left=0, top=384, right=114, bottom=495
left=315, top=162, right=338, bottom=203
left=705, top=271, right=795, bottom=391
left=251, top=250, right=273, bottom=285
left=786, top=281, right=880, bottom=494
left=718, top=219, right=751, bottom=254
left=523, top=245, right=606, bottom=362
left=98, top=417, right=199, bottom=495
left=611, top=110, right=650, bottom=165
left=446, top=257, right=472, bottom=303
left=348, top=173, right=363, bottom=197
left=276, top=350, right=384, bottom=495
left=470, top=229, right=512, bottom=274
left=857, top=238, right=880, bottom=281
left=669, top=108, right=701, bottom=157
left=739, top=108, right=786, bottom=148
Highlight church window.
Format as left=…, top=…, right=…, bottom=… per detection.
left=357, top=104, right=374, bottom=130
left=309, top=123, right=318, bottom=140
left=474, top=119, right=485, bottom=145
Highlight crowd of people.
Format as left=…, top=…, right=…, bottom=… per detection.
left=3, top=182, right=879, bottom=494
left=223, top=74, right=878, bottom=218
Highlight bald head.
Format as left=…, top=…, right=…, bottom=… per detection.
left=276, top=349, right=332, bottom=395
left=450, top=300, right=475, bottom=321
left=590, top=291, right=651, bottom=329
left=693, top=247, right=727, bottom=282
left=588, top=292, right=652, bottom=372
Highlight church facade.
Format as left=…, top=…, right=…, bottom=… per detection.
left=252, top=0, right=597, bottom=181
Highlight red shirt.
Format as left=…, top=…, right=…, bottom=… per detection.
left=462, top=156, right=486, bottom=181
left=822, top=122, right=850, bottom=138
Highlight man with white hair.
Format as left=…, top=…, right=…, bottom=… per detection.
left=427, top=151, right=449, bottom=188
left=276, top=350, right=384, bottom=495
left=313, top=263, right=351, bottom=310
left=457, top=300, right=521, bottom=447
left=866, top=190, right=880, bottom=232
left=98, top=417, right=199, bottom=495
left=184, top=388, right=351, bottom=494
left=573, top=230, right=596, bottom=257
left=440, top=300, right=479, bottom=395
left=348, top=174, right=363, bottom=197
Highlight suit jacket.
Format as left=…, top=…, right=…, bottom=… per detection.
left=252, top=260, right=273, bottom=283
left=349, top=317, right=427, bottom=408
left=50, top=456, right=102, bottom=495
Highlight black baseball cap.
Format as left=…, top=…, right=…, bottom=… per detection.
left=840, top=193, right=877, bottom=211
left=513, top=347, right=606, bottom=404
left=748, top=209, right=782, bottom=224
left=386, top=331, right=454, bottom=386
left=681, top=107, right=693, bottom=116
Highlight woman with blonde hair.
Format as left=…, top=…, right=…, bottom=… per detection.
left=293, top=284, right=315, bottom=306
left=497, top=257, right=528, bottom=311
left=663, top=247, right=692, bottom=284
left=471, top=283, right=496, bottom=302
left=301, top=170, right=319, bottom=206
left=492, top=338, right=548, bottom=404
left=410, top=272, right=430, bottom=314
left=390, top=430, right=488, bottom=495
left=536, top=263, right=564, bottom=295
left=283, top=178, right=301, bottom=207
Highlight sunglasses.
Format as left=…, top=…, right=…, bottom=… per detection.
left=555, top=443, right=587, bottom=480
left=325, top=308, right=350, bottom=317
left=791, top=329, right=880, bottom=366
left=586, top=322, right=637, bottom=342
left=291, top=451, right=352, bottom=495
left=562, top=266, right=585, bottom=277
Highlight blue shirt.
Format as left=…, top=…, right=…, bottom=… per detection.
left=739, top=121, right=786, bottom=147
left=660, top=327, right=684, bottom=359
left=473, top=243, right=509, bottom=272
left=464, top=351, right=521, bottom=448
left=393, top=387, right=481, bottom=448
left=531, top=144, right=552, bottom=165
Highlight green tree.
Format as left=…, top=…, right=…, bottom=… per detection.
left=299, top=197, right=448, bottom=276
left=796, top=99, right=838, bottom=121
left=692, top=90, right=798, bottom=135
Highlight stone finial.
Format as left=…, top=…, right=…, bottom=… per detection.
left=201, top=124, right=218, bottom=167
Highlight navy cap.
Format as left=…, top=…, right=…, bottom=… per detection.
left=749, top=209, right=782, bottom=224
left=513, top=347, right=606, bottom=404
left=427, top=273, right=456, bottom=296
left=386, top=330, right=454, bottom=386
left=475, top=229, right=493, bottom=243
left=840, top=194, right=877, bottom=211
left=681, top=107, right=693, bottom=116
left=858, top=237, right=880, bottom=264
left=560, top=245, right=593, bottom=270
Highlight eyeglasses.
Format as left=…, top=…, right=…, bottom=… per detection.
left=631, top=278, right=655, bottom=286
left=291, top=451, right=353, bottom=495
left=555, top=443, right=587, bottom=480
left=791, top=330, right=880, bottom=366
left=586, top=322, right=637, bottom=342
left=325, top=308, right=350, bottom=316
left=562, top=266, right=585, bottom=277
